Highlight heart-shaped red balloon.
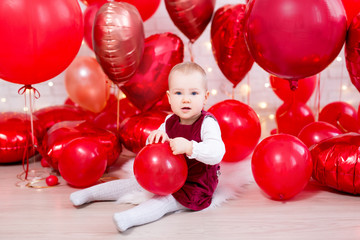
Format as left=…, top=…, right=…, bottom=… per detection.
left=93, top=2, right=144, bottom=84
left=211, top=4, right=254, bottom=88
left=120, top=33, right=184, bottom=111
left=34, top=105, right=89, bottom=134
left=311, top=132, right=360, bottom=194
left=165, top=0, right=216, bottom=43
left=42, top=120, right=121, bottom=170
left=0, top=112, right=40, bottom=163
left=119, top=111, right=167, bottom=153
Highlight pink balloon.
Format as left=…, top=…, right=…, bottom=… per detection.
left=318, top=101, right=358, bottom=132
left=208, top=100, right=261, bottom=162
left=244, top=0, right=347, bottom=80
left=270, top=75, right=317, bottom=103
left=134, top=142, right=188, bottom=195
left=65, top=56, right=111, bottom=113
left=0, top=0, right=83, bottom=85
left=120, top=33, right=184, bottom=111
left=311, top=132, right=360, bottom=194
left=297, top=121, right=342, bottom=148
left=276, top=102, right=315, bottom=136
left=252, top=134, right=312, bottom=200
left=345, top=13, right=360, bottom=92
left=165, top=0, right=216, bottom=43
left=93, top=2, right=144, bottom=84
left=211, top=4, right=254, bottom=88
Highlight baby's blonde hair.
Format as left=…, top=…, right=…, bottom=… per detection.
left=168, top=61, right=208, bottom=90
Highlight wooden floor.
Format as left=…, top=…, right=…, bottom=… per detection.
left=1, top=153, right=360, bottom=240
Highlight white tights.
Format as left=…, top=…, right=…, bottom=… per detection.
left=70, top=178, right=187, bottom=232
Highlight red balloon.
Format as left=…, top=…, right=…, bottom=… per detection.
left=34, top=105, right=88, bottom=134
left=119, top=111, right=167, bottom=153
left=165, top=0, right=216, bottom=43
left=252, top=134, right=312, bottom=200
left=120, top=0, right=161, bottom=22
left=133, top=142, right=188, bottom=195
left=244, top=0, right=347, bottom=80
left=311, top=132, right=360, bottom=194
left=0, top=0, right=83, bottom=85
left=149, top=94, right=172, bottom=112
left=318, top=101, right=358, bottom=132
left=276, top=102, right=315, bottom=136
left=208, top=100, right=261, bottom=162
left=297, top=121, right=342, bottom=148
left=341, top=0, right=360, bottom=27
left=211, top=4, right=254, bottom=88
left=104, top=97, right=141, bottom=120
left=0, top=112, right=40, bottom=163
left=83, top=1, right=105, bottom=51
left=81, top=0, right=160, bottom=21
left=270, top=75, right=317, bottom=103
left=345, top=13, right=360, bottom=92
left=93, top=2, right=144, bottom=85
left=58, top=138, right=108, bottom=188
left=42, top=121, right=121, bottom=170
left=120, top=33, right=184, bottom=111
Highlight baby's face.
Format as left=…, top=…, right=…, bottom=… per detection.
left=167, top=71, right=209, bottom=125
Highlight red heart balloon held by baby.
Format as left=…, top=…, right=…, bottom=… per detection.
left=120, top=32, right=184, bottom=111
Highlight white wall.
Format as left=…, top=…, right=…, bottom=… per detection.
left=0, top=0, right=358, bottom=137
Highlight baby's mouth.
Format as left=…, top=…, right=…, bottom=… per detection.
left=182, top=107, right=191, bottom=110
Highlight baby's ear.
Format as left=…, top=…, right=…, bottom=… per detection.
left=204, top=90, right=210, bottom=103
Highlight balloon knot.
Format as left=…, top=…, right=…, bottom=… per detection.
left=288, top=80, right=298, bottom=91
left=18, top=85, right=40, bottom=99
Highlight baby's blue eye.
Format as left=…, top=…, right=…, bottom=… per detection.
left=191, top=92, right=198, bottom=95
left=175, top=91, right=182, bottom=95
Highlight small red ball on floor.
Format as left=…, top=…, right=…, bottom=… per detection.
left=46, top=175, right=59, bottom=186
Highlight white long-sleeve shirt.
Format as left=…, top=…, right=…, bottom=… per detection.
left=151, top=114, right=226, bottom=165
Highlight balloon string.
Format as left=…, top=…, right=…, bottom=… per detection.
left=246, top=73, right=250, bottom=105
left=17, top=85, right=39, bottom=180
left=314, top=74, right=321, bottom=121
left=232, top=87, right=235, bottom=100
left=339, top=59, right=344, bottom=101
left=188, top=41, right=194, bottom=62
left=116, top=87, right=121, bottom=131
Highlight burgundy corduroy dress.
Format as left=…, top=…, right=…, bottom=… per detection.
left=166, top=111, right=220, bottom=211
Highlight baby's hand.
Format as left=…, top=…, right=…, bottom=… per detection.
left=148, top=130, right=169, bottom=144
left=169, top=137, right=193, bottom=156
